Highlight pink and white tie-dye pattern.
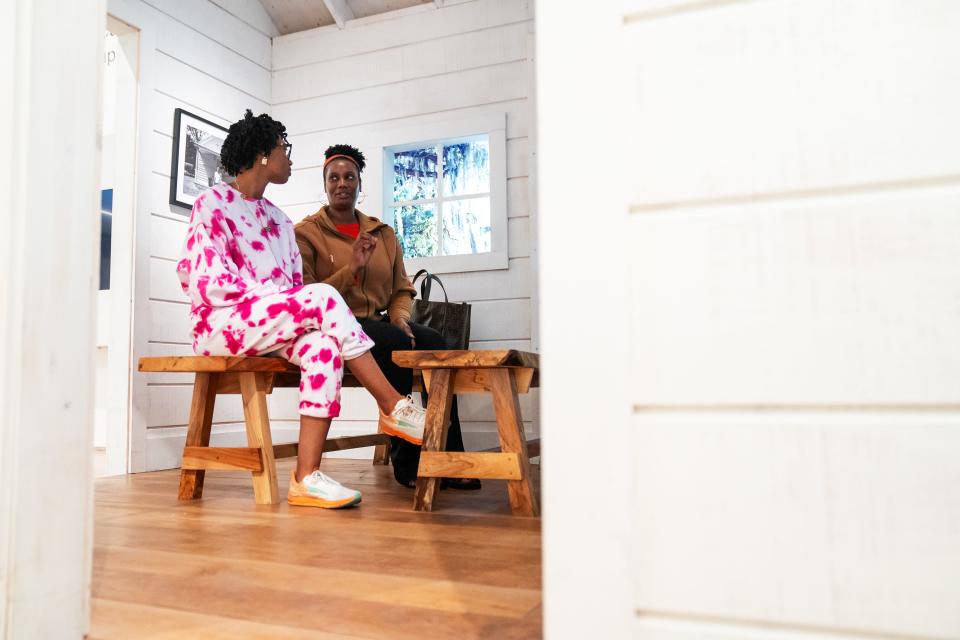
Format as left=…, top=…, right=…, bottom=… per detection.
left=177, top=183, right=373, bottom=418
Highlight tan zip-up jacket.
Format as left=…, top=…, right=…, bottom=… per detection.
left=294, top=206, right=415, bottom=321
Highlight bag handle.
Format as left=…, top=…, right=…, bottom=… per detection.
left=411, top=269, right=449, bottom=303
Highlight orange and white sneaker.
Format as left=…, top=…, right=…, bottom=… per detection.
left=378, top=395, right=426, bottom=445
left=287, top=469, right=361, bottom=509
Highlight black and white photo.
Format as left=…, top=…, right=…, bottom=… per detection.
left=169, top=108, right=231, bottom=210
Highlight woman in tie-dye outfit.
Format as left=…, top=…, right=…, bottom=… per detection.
left=177, top=110, right=426, bottom=509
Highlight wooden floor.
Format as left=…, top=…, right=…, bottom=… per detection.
left=90, top=458, right=542, bottom=639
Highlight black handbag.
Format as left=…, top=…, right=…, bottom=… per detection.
left=409, top=269, right=471, bottom=350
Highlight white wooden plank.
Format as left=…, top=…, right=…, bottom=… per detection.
left=624, top=0, right=960, bottom=207
left=150, top=212, right=188, bottom=260
left=507, top=216, right=529, bottom=258
left=272, top=21, right=528, bottom=104
left=273, top=60, right=528, bottom=136
left=632, top=411, right=960, bottom=640
left=140, top=2, right=271, bottom=102
left=627, top=186, right=960, bottom=405
left=272, top=0, right=532, bottom=69
left=278, top=100, right=530, bottom=165
left=409, top=257, right=530, bottom=302
left=147, top=91, right=233, bottom=137
left=634, top=615, right=886, bottom=640
left=136, top=0, right=273, bottom=69
left=149, top=256, right=187, bottom=303
left=208, top=0, right=280, bottom=37
left=507, top=177, right=529, bottom=217
left=153, top=52, right=268, bottom=132
left=150, top=299, right=192, bottom=344
left=622, top=0, right=732, bottom=21
left=469, top=298, right=530, bottom=341
left=146, top=172, right=193, bottom=220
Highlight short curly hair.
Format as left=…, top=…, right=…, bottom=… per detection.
left=323, top=144, right=366, bottom=177
left=219, top=109, right=287, bottom=176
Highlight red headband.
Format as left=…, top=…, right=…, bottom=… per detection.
left=323, top=154, right=360, bottom=170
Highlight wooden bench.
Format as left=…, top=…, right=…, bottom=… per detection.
left=392, top=349, right=540, bottom=517
left=137, top=356, right=418, bottom=504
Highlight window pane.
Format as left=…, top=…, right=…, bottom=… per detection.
left=443, top=139, right=489, bottom=196
left=392, top=147, right=437, bottom=202
left=441, top=197, right=490, bottom=256
left=393, top=205, right=438, bottom=258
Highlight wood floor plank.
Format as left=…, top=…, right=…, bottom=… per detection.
left=91, top=458, right=542, bottom=639
left=90, top=599, right=356, bottom=639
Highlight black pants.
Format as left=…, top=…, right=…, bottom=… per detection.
left=356, top=316, right=465, bottom=483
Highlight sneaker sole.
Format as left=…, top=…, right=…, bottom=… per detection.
left=287, top=494, right=361, bottom=509
left=379, top=421, right=423, bottom=446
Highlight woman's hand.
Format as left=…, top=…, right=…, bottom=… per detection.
left=391, top=317, right=416, bottom=347
left=349, top=232, right=378, bottom=276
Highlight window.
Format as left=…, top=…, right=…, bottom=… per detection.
left=381, top=114, right=507, bottom=273
left=390, top=136, right=491, bottom=259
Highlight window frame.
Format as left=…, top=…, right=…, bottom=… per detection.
left=381, top=113, right=508, bottom=274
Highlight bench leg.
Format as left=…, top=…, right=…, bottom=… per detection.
left=413, top=368, right=454, bottom=512
left=372, top=424, right=391, bottom=466
left=490, top=368, right=539, bottom=517
left=239, top=372, right=280, bottom=505
left=179, top=372, right=219, bottom=500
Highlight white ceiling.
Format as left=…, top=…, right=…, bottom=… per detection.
left=259, top=0, right=436, bottom=34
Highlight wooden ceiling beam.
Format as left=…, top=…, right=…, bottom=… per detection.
left=322, top=0, right=355, bottom=28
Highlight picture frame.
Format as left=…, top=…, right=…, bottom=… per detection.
left=169, top=108, right=232, bottom=211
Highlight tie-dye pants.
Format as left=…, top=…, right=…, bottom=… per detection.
left=192, top=283, right=373, bottom=418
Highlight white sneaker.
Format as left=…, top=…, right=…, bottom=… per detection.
left=287, top=469, right=361, bottom=509
left=378, top=395, right=425, bottom=445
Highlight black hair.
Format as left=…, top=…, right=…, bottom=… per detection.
left=323, top=144, right=366, bottom=177
left=219, top=109, right=287, bottom=176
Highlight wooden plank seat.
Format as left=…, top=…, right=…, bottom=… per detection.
left=138, top=355, right=422, bottom=504
left=392, top=349, right=540, bottom=517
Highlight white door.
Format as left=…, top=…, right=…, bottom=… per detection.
left=537, top=1, right=960, bottom=639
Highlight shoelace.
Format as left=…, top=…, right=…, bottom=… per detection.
left=394, top=396, right=425, bottom=421
left=306, top=471, right=341, bottom=488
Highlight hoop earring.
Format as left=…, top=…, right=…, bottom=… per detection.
left=356, top=191, right=366, bottom=205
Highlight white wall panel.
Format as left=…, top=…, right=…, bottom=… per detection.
left=148, top=256, right=186, bottom=302
left=149, top=212, right=187, bottom=260
left=273, top=60, right=529, bottom=135
left=153, top=52, right=268, bottom=124
left=625, top=0, right=960, bottom=208
left=628, top=186, right=960, bottom=405
left=272, top=21, right=528, bottom=104
left=272, top=0, right=532, bottom=69
left=279, top=100, right=530, bottom=166
left=633, top=411, right=960, bottom=639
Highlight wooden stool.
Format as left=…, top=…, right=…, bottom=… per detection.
left=138, top=356, right=401, bottom=504
left=392, top=349, right=540, bottom=517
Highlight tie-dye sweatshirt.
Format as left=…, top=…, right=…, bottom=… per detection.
left=176, top=183, right=304, bottom=329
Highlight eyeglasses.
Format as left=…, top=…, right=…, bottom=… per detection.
left=279, top=142, right=293, bottom=159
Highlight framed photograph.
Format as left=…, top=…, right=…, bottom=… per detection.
left=169, top=108, right=232, bottom=211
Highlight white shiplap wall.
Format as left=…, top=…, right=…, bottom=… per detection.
left=107, top=0, right=276, bottom=471
left=620, top=1, right=960, bottom=639
left=269, top=0, right=539, bottom=451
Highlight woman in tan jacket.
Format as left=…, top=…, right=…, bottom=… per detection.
left=294, top=144, right=478, bottom=489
